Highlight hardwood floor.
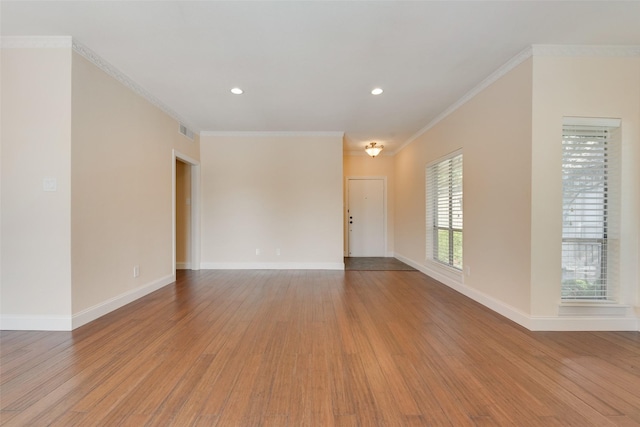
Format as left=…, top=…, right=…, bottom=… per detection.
left=1, top=269, right=640, bottom=426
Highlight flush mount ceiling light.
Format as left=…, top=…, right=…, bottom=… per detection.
left=365, top=142, right=384, bottom=158
left=230, top=87, right=244, bottom=95
left=371, top=88, right=383, bottom=95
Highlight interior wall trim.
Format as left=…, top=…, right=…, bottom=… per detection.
left=394, top=44, right=640, bottom=156
left=71, top=274, right=176, bottom=330
left=71, top=39, right=198, bottom=133
left=394, top=253, right=639, bottom=332
left=1, top=274, right=177, bottom=331
left=1, top=36, right=198, bottom=133
left=394, top=46, right=534, bottom=155
left=0, top=315, right=72, bottom=331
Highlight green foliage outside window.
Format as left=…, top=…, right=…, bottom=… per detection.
left=435, top=229, right=463, bottom=269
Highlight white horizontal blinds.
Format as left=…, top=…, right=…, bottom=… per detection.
left=561, top=120, right=620, bottom=301
left=605, top=126, right=621, bottom=302
left=426, top=152, right=463, bottom=270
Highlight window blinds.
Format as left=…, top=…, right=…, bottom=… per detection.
left=561, top=122, right=620, bottom=301
left=426, top=152, right=463, bottom=270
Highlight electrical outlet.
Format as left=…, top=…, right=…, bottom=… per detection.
left=133, top=265, right=140, bottom=278
left=43, top=177, right=57, bottom=192
left=465, top=265, right=471, bottom=276
left=276, top=248, right=281, bottom=256
left=256, top=248, right=260, bottom=256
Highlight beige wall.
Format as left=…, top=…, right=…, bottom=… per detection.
left=394, top=59, right=534, bottom=315
left=4, top=43, right=637, bottom=332
left=1, top=47, right=73, bottom=327
left=530, top=56, right=640, bottom=317
left=343, top=154, right=395, bottom=256
left=200, top=133, right=344, bottom=268
left=176, top=160, right=192, bottom=267
left=1, top=45, right=200, bottom=329
left=394, top=54, right=639, bottom=329
left=71, top=52, right=200, bottom=315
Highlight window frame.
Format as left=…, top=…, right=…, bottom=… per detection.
left=561, top=117, right=620, bottom=302
left=426, top=150, right=463, bottom=271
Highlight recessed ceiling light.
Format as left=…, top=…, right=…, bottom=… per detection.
left=231, top=87, right=244, bottom=95
left=371, top=88, right=383, bottom=95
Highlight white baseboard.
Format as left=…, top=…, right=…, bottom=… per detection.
left=0, top=315, right=72, bottom=331
left=393, top=253, right=639, bottom=332
left=1, top=275, right=177, bottom=331
left=71, top=274, right=176, bottom=330
left=394, top=253, right=532, bottom=328
left=200, top=262, right=345, bottom=270
left=176, top=262, right=191, bottom=270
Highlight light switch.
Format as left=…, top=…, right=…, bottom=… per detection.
left=43, top=177, right=57, bottom=192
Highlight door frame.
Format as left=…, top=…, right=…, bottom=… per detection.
left=172, top=150, right=201, bottom=271
left=345, top=176, right=387, bottom=257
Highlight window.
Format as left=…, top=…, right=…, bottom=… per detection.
left=426, top=151, right=463, bottom=270
left=561, top=118, right=620, bottom=301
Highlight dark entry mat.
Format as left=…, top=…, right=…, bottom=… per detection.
left=344, top=257, right=417, bottom=271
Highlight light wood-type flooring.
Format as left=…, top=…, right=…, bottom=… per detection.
left=1, top=269, right=640, bottom=426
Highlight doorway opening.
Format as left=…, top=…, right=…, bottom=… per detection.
left=173, top=150, right=200, bottom=272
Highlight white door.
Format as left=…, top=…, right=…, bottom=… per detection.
left=348, top=179, right=385, bottom=257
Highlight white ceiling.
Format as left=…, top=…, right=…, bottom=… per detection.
left=2, top=1, right=640, bottom=153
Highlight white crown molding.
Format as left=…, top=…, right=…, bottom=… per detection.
left=532, top=44, right=640, bottom=57
left=1, top=36, right=198, bottom=133
left=200, top=131, right=344, bottom=138
left=1, top=35, right=72, bottom=49
left=394, top=46, right=533, bottom=155
left=2, top=36, right=199, bottom=132
left=71, top=39, right=199, bottom=133
left=394, top=44, right=640, bottom=156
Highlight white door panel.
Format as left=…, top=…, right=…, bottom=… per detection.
left=348, top=179, right=385, bottom=257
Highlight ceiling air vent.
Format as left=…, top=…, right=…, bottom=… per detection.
left=179, top=123, right=194, bottom=140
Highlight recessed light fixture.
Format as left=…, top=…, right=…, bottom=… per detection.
left=231, top=87, right=244, bottom=95
left=371, top=88, right=383, bottom=95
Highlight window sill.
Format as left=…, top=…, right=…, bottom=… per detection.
left=558, top=302, right=630, bottom=317
left=424, top=259, right=464, bottom=283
